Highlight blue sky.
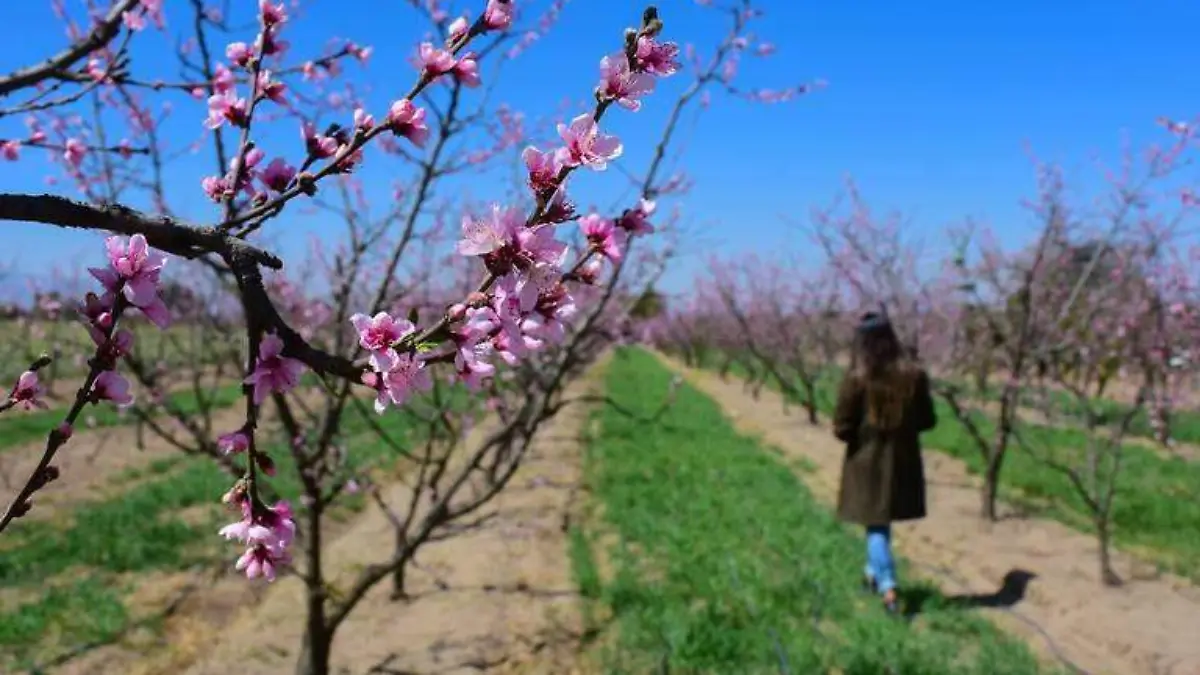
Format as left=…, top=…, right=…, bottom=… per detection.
left=1, top=0, right=1197, bottom=298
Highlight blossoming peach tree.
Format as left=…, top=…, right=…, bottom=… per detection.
left=0, top=0, right=812, bottom=671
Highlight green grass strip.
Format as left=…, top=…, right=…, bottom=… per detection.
left=572, top=347, right=1054, bottom=674
left=695, top=352, right=1200, bottom=582
left=0, top=383, right=474, bottom=671
left=0, top=383, right=245, bottom=452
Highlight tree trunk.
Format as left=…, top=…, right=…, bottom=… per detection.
left=1096, top=517, right=1122, bottom=586
left=802, top=379, right=819, bottom=425
left=294, top=627, right=333, bottom=675
left=981, top=450, right=1006, bottom=521
left=390, top=535, right=408, bottom=600
left=296, top=501, right=331, bottom=675
left=1155, top=406, right=1172, bottom=447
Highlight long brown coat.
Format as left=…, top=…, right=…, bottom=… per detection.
left=832, top=366, right=937, bottom=525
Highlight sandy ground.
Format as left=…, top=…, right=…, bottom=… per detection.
left=0, top=372, right=288, bottom=523
left=659, top=352, right=1200, bottom=675
left=0, top=403, right=249, bottom=521
left=163, top=365, right=603, bottom=675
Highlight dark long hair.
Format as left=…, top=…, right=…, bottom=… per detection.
left=849, top=311, right=917, bottom=430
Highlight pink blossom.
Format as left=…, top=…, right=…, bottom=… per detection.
left=212, top=64, right=236, bottom=93
left=63, top=138, right=87, bottom=167
left=350, top=311, right=415, bottom=371
left=221, top=500, right=295, bottom=581
left=93, top=371, right=133, bottom=406
left=259, top=0, right=287, bottom=27
left=88, top=234, right=169, bottom=321
left=576, top=258, right=603, bottom=285
left=616, top=198, right=656, bottom=235
left=218, top=431, right=250, bottom=455
left=100, top=329, right=136, bottom=360
left=374, top=353, right=432, bottom=413
left=226, top=41, right=252, bottom=67
left=347, top=41, right=372, bottom=63
left=353, top=107, right=375, bottom=131
left=79, top=291, right=114, bottom=339
left=205, top=90, right=248, bottom=129
left=458, top=205, right=568, bottom=274
left=385, top=99, right=430, bottom=148
left=202, top=175, right=233, bottom=201
left=519, top=225, right=569, bottom=268
left=418, top=42, right=457, bottom=77
left=2, top=140, right=20, bottom=161
left=458, top=205, right=521, bottom=257
left=301, top=121, right=338, bottom=158
left=453, top=323, right=497, bottom=389
left=9, top=371, right=46, bottom=410
left=555, top=113, right=622, bottom=170
left=260, top=158, right=295, bottom=192
left=598, top=53, right=655, bottom=111
left=580, top=213, right=627, bottom=261
left=634, top=37, right=681, bottom=76
left=521, top=146, right=562, bottom=194
left=453, top=54, right=482, bottom=87
left=540, top=187, right=576, bottom=224
left=256, top=70, right=286, bottom=103
left=244, top=333, right=306, bottom=404
left=449, top=15, right=470, bottom=38
left=236, top=545, right=288, bottom=581
left=123, top=8, right=146, bottom=30
left=483, top=0, right=514, bottom=30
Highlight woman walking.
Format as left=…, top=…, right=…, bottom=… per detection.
left=832, top=310, right=938, bottom=614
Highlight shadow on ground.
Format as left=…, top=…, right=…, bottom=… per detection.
left=900, top=568, right=1037, bottom=617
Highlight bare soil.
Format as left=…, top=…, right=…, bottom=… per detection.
left=661, top=352, right=1200, bottom=675
left=154, top=366, right=605, bottom=675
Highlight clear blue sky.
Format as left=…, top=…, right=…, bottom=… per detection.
left=1, top=0, right=1197, bottom=298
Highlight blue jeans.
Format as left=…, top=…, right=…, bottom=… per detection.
left=863, top=525, right=896, bottom=594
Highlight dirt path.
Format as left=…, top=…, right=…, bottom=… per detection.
left=171, top=365, right=602, bottom=675
left=659, top=352, right=1200, bottom=675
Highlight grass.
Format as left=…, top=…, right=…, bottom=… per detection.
left=967, top=379, right=1200, bottom=446
left=571, top=348, right=1054, bottom=674
left=0, top=382, right=474, bottom=671
left=0, top=382, right=245, bottom=452
left=684, top=350, right=1200, bottom=582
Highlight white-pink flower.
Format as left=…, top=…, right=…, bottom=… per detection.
left=580, top=213, right=627, bottom=262
left=88, top=234, right=171, bottom=328
left=418, top=42, right=457, bottom=77
left=93, top=370, right=133, bottom=406
left=244, top=333, right=306, bottom=404
left=555, top=114, right=622, bottom=170
left=386, top=99, right=430, bottom=148
left=598, top=53, right=656, bottom=111
left=63, top=138, right=87, bottom=167
left=483, top=0, right=513, bottom=29
left=8, top=371, right=46, bottom=410
left=218, top=430, right=250, bottom=455
left=374, top=353, right=432, bottom=413
left=350, top=311, right=415, bottom=372
left=521, top=146, right=561, bottom=194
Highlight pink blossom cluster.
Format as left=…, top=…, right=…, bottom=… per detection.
left=82, top=234, right=172, bottom=407
left=218, top=494, right=296, bottom=582
left=346, top=37, right=679, bottom=406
